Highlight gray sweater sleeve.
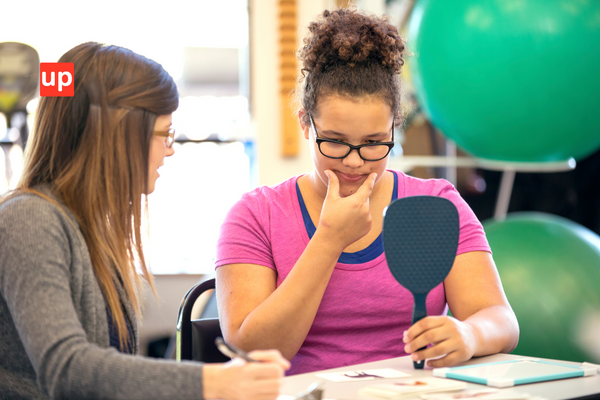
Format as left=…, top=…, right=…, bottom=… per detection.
left=0, top=193, right=207, bottom=400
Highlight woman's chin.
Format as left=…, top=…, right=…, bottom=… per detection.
left=338, top=184, right=361, bottom=198
left=146, top=180, right=157, bottom=195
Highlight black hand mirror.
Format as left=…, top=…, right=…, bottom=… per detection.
left=383, top=196, right=459, bottom=369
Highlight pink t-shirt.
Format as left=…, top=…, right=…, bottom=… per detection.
left=216, top=170, right=490, bottom=375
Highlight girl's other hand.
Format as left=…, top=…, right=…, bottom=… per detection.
left=402, top=316, right=477, bottom=368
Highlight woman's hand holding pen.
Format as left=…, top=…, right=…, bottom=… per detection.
left=203, top=349, right=290, bottom=400
left=317, top=170, right=377, bottom=252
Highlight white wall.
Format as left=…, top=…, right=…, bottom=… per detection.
left=251, top=0, right=315, bottom=186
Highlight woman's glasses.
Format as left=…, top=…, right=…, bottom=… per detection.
left=308, top=114, right=395, bottom=162
left=154, top=128, right=175, bottom=149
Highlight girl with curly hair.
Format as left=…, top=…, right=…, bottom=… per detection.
left=0, top=42, right=289, bottom=399
left=215, top=9, right=519, bottom=375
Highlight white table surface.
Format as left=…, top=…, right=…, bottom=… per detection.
left=281, top=353, right=600, bottom=400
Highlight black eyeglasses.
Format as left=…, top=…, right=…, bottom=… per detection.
left=154, top=128, right=175, bottom=149
left=309, top=114, right=395, bottom=162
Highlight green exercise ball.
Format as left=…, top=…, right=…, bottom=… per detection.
left=407, top=0, right=600, bottom=162
left=483, top=213, right=600, bottom=363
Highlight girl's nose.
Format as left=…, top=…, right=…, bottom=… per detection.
left=342, top=148, right=364, bottom=168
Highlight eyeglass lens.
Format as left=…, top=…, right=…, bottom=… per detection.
left=319, top=141, right=390, bottom=161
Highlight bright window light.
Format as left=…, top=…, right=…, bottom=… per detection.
left=148, top=141, right=251, bottom=275
left=2, top=0, right=252, bottom=274
left=1, top=0, right=248, bottom=76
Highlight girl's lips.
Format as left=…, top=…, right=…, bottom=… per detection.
left=337, top=171, right=365, bottom=182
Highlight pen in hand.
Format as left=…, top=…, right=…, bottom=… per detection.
left=215, top=337, right=258, bottom=362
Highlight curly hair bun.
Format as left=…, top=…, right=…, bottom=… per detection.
left=299, top=8, right=405, bottom=75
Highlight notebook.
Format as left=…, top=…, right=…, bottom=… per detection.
left=433, top=358, right=596, bottom=388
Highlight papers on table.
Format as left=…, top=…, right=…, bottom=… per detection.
left=358, top=377, right=467, bottom=398
left=421, top=388, right=534, bottom=399
left=315, top=368, right=411, bottom=382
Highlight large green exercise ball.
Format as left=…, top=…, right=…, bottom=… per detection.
left=407, top=0, right=600, bottom=162
left=483, top=213, right=600, bottom=362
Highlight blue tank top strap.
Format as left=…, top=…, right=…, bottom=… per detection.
left=296, top=171, right=398, bottom=264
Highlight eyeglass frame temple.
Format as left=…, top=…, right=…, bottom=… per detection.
left=153, top=129, right=175, bottom=148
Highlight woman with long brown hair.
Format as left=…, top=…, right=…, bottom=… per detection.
left=0, top=42, right=288, bottom=399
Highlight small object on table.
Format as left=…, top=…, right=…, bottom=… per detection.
left=316, top=368, right=411, bottom=382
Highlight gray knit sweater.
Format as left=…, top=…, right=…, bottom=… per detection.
left=0, top=187, right=205, bottom=399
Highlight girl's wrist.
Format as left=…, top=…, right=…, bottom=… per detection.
left=311, top=228, right=346, bottom=255
left=462, top=319, right=483, bottom=358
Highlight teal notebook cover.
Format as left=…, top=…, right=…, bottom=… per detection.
left=433, top=358, right=596, bottom=388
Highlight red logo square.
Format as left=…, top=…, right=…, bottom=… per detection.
left=40, top=63, right=74, bottom=97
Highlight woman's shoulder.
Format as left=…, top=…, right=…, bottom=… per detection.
left=0, top=186, right=79, bottom=237
left=224, top=175, right=302, bottom=227
left=0, top=188, right=50, bottom=220
left=240, top=175, right=301, bottom=205
left=388, top=169, right=456, bottom=197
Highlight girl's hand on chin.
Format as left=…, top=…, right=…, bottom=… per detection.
left=317, top=170, right=377, bottom=251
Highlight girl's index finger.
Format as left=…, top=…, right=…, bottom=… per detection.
left=404, top=316, right=446, bottom=343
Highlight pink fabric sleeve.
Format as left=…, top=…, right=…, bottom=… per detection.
left=424, top=179, right=491, bottom=255
left=215, top=190, right=278, bottom=270
left=397, top=172, right=490, bottom=255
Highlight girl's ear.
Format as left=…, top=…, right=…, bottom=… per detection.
left=298, top=108, right=310, bottom=140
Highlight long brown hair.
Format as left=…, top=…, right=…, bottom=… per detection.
left=17, top=42, right=178, bottom=349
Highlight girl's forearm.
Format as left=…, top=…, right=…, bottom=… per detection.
left=225, top=230, right=344, bottom=360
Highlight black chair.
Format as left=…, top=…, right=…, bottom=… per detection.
left=176, top=277, right=230, bottom=363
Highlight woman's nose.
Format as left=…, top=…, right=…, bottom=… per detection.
left=342, top=148, right=364, bottom=167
